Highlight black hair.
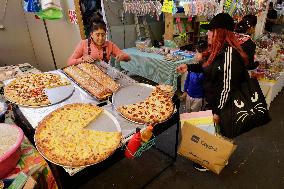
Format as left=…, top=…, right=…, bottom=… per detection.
left=269, top=2, right=274, bottom=7
left=235, top=14, right=257, bottom=34
left=196, top=40, right=208, bottom=53
left=90, top=12, right=106, bottom=32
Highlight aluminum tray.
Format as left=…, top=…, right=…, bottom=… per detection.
left=60, top=69, right=110, bottom=103
left=112, top=83, right=175, bottom=125
left=34, top=109, right=121, bottom=168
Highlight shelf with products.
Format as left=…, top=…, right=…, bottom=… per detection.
left=164, top=13, right=208, bottom=49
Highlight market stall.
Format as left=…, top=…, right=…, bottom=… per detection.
left=251, top=33, right=284, bottom=108
left=1, top=62, right=180, bottom=189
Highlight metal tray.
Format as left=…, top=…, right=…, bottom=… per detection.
left=34, top=109, right=122, bottom=168
left=112, top=83, right=175, bottom=125
left=60, top=69, right=110, bottom=103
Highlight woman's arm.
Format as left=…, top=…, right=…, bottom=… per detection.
left=241, top=40, right=258, bottom=70
left=110, top=42, right=131, bottom=61
left=67, top=40, right=85, bottom=66
left=187, top=63, right=203, bottom=73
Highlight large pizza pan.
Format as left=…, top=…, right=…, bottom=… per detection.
left=34, top=109, right=122, bottom=168
left=112, top=83, right=175, bottom=125
left=4, top=83, right=75, bottom=108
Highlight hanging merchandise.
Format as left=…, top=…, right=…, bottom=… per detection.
left=162, top=0, right=174, bottom=13
left=68, top=10, right=77, bottom=24
left=36, top=8, right=63, bottom=20
left=172, top=0, right=178, bottom=14
left=23, top=0, right=41, bottom=13
left=123, top=0, right=163, bottom=20
left=36, top=0, right=63, bottom=20
left=224, top=0, right=268, bottom=19
left=182, top=0, right=219, bottom=19
left=40, top=0, right=61, bottom=10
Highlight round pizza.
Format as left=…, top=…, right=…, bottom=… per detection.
left=4, top=73, right=71, bottom=107
left=117, top=86, right=174, bottom=124
left=35, top=103, right=122, bottom=167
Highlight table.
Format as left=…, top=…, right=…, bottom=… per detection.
left=120, top=48, right=193, bottom=90
left=259, top=72, right=284, bottom=108
left=2, top=137, right=58, bottom=189
left=10, top=68, right=180, bottom=189
left=0, top=63, right=41, bottom=82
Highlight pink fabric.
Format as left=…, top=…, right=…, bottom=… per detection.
left=67, top=40, right=130, bottom=66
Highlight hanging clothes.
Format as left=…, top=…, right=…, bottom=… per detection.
left=23, top=0, right=41, bottom=13
left=40, top=0, right=61, bottom=10
left=36, top=0, right=63, bottom=20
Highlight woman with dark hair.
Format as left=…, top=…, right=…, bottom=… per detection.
left=67, top=13, right=130, bottom=66
left=176, top=13, right=249, bottom=171
left=235, top=14, right=259, bottom=70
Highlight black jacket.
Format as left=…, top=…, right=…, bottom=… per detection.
left=187, top=47, right=248, bottom=114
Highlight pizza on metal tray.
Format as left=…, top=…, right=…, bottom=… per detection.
left=35, top=103, right=121, bottom=167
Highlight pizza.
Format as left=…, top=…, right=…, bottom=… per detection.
left=4, top=73, right=71, bottom=106
left=117, top=86, right=174, bottom=124
left=63, top=66, right=112, bottom=100
left=35, top=103, right=122, bottom=167
left=77, top=63, right=120, bottom=92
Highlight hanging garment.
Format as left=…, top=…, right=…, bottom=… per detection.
left=36, top=0, right=62, bottom=20
left=36, top=8, right=63, bottom=20
left=23, top=0, right=41, bottom=13
left=40, top=0, right=61, bottom=10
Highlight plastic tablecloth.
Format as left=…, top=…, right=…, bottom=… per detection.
left=3, top=137, right=58, bottom=189
left=120, top=48, right=193, bottom=91
left=259, top=72, right=284, bottom=109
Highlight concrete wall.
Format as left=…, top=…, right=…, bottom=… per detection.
left=24, top=0, right=81, bottom=71
left=0, top=0, right=37, bottom=68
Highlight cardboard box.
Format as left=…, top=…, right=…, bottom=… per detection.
left=178, top=114, right=237, bottom=174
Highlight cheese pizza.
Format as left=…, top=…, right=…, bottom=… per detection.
left=35, top=103, right=121, bottom=167
left=4, top=73, right=71, bottom=106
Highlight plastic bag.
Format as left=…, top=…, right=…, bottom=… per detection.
left=36, top=8, right=63, bottom=20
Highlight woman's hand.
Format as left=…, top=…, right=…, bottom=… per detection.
left=82, top=55, right=94, bottom=63
left=213, top=114, right=220, bottom=125
left=176, top=64, right=188, bottom=74
left=116, top=54, right=125, bottom=62
left=195, top=52, right=203, bottom=62
left=181, top=92, right=187, bottom=100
